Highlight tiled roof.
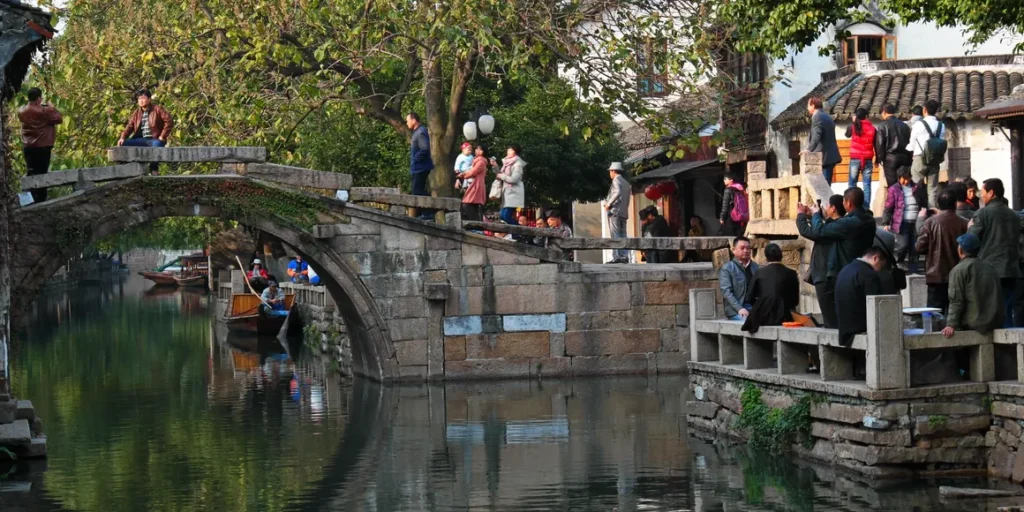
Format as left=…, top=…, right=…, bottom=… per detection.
left=829, top=68, right=1024, bottom=121
left=772, top=55, right=1024, bottom=129
left=771, top=73, right=860, bottom=129
left=973, top=85, right=1024, bottom=120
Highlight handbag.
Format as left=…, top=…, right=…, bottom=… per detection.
left=489, top=179, right=503, bottom=200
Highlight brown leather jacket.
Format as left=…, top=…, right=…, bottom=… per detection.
left=17, top=102, right=63, bottom=147
left=120, top=105, right=173, bottom=141
left=915, top=210, right=968, bottom=284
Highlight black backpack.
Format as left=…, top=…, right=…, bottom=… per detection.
left=921, top=120, right=947, bottom=167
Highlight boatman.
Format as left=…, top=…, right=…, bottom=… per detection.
left=261, top=280, right=286, bottom=314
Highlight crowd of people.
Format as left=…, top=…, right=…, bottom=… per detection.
left=721, top=177, right=1019, bottom=348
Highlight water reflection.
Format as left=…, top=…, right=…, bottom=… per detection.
left=3, top=277, right=1015, bottom=511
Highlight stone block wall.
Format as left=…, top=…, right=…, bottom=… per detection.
left=689, top=367, right=995, bottom=478
left=987, top=383, right=1024, bottom=481
left=318, top=213, right=724, bottom=381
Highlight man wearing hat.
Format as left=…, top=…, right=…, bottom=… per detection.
left=260, top=280, right=287, bottom=315
left=604, top=162, right=631, bottom=263
left=943, top=233, right=1004, bottom=338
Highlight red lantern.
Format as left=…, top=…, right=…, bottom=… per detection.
left=644, top=184, right=663, bottom=201
left=656, top=180, right=677, bottom=196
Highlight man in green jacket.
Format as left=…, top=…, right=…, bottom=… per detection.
left=796, top=187, right=877, bottom=276
left=943, top=233, right=1004, bottom=337
left=967, top=178, right=1022, bottom=327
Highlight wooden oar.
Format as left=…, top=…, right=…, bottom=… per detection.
left=236, top=256, right=272, bottom=308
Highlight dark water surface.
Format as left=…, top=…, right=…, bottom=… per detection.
left=1, top=276, right=1012, bottom=511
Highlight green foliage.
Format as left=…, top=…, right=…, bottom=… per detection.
left=722, top=0, right=1024, bottom=58
left=737, top=384, right=822, bottom=453
left=983, top=395, right=994, bottom=411
left=96, top=218, right=219, bottom=253
left=27, top=0, right=724, bottom=202
left=739, top=449, right=817, bottom=510
left=928, top=415, right=948, bottom=429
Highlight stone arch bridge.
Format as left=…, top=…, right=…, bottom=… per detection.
left=11, top=146, right=728, bottom=383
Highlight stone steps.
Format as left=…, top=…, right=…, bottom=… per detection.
left=0, top=397, right=45, bottom=459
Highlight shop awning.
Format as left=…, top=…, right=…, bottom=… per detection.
left=633, top=159, right=720, bottom=182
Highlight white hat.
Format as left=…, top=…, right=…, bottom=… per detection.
left=253, top=258, right=262, bottom=265
left=608, top=162, right=624, bottom=172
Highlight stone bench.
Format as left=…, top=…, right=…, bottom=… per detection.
left=108, top=146, right=267, bottom=163
left=688, top=287, right=1006, bottom=390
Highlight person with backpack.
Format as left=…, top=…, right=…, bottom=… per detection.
left=907, top=99, right=947, bottom=209
left=846, top=107, right=877, bottom=205
left=719, top=173, right=749, bottom=237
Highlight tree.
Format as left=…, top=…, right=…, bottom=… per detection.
left=37, top=0, right=732, bottom=196
left=721, top=0, right=1024, bottom=58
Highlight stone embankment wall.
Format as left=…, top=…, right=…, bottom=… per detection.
left=688, top=368, right=992, bottom=478
left=987, top=383, right=1024, bottom=481
left=0, top=395, right=45, bottom=459
left=438, top=259, right=716, bottom=380
left=279, top=282, right=353, bottom=377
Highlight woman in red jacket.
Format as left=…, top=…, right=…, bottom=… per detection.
left=845, top=107, right=877, bottom=206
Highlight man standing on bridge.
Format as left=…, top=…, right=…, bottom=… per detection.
left=407, top=112, right=435, bottom=220
left=18, top=87, right=63, bottom=203
left=117, top=89, right=173, bottom=174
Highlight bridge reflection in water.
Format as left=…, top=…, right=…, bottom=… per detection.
left=4, top=276, right=991, bottom=511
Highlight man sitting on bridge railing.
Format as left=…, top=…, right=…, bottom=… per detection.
left=117, top=89, right=173, bottom=174
left=943, top=233, right=1003, bottom=338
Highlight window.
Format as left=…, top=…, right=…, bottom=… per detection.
left=947, top=147, right=971, bottom=182
left=638, top=40, right=668, bottom=97
left=841, top=35, right=897, bottom=67
left=722, top=49, right=767, bottom=90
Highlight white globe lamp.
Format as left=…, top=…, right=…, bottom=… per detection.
left=477, top=114, right=495, bottom=136
left=462, top=121, right=478, bottom=141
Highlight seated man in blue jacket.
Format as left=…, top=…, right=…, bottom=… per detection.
left=719, top=236, right=759, bottom=321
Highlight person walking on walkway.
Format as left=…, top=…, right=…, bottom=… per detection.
left=943, top=233, right=1004, bottom=337
left=908, top=99, right=946, bottom=208
left=967, top=178, right=1022, bottom=327
left=118, top=89, right=172, bottom=174
left=873, top=103, right=911, bottom=206
left=457, top=144, right=490, bottom=221
left=720, top=236, right=758, bottom=321
left=805, top=97, right=841, bottom=184
left=719, top=173, right=749, bottom=237
left=846, top=107, right=876, bottom=205
left=496, top=145, right=526, bottom=225
left=915, top=190, right=968, bottom=313
left=405, top=112, right=434, bottom=220
left=796, top=194, right=845, bottom=328
left=18, top=87, right=63, bottom=203
left=882, top=167, right=927, bottom=273
left=605, top=162, right=631, bottom=263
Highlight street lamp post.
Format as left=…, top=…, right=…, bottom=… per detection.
left=462, top=108, right=495, bottom=141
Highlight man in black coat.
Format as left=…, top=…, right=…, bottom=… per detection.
left=834, top=246, right=889, bottom=346
left=640, top=205, right=677, bottom=263
left=742, top=243, right=800, bottom=333
left=873, top=103, right=911, bottom=194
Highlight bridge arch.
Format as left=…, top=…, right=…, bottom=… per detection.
left=11, top=176, right=398, bottom=380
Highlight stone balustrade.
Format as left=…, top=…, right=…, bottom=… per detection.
left=689, top=288, right=1006, bottom=390
left=744, top=153, right=833, bottom=237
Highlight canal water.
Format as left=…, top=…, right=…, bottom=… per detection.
left=0, top=275, right=1008, bottom=511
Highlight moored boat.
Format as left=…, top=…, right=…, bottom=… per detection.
left=223, top=293, right=296, bottom=336
left=175, top=274, right=208, bottom=288
left=139, top=270, right=178, bottom=286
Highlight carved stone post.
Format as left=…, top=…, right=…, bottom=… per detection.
left=866, top=295, right=907, bottom=390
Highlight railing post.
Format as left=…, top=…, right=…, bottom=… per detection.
left=689, top=288, right=718, bottom=362
left=800, top=151, right=823, bottom=176
left=866, top=295, right=907, bottom=390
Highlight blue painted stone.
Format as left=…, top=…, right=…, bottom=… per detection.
left=443, top=316, right=483, bottom=336
left=503, top=314, right=566, bottom=333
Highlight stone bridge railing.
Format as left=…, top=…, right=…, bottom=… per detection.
left=744, top=153, right=833, bottom=237
left=688, top=288, right=1008, bottom=391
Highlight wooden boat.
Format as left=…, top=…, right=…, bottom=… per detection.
left=175, top=274, right=208, bottom=287
left=223, top=293, right=296, bottom=335
left=139, top=270, right=178, bottom=286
